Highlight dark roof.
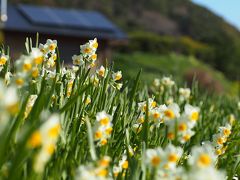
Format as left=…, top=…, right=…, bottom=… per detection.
left=2, top=4, right=127, bottom=40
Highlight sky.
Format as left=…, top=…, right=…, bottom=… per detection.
left=192, top=0, right=240, bottom=30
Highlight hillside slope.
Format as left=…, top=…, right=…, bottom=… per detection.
left=113, top=52, right=236, bottom=95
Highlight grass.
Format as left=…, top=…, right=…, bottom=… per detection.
left=113, top=52, right=233, bottom=94
left=0, top=38, right=239, bottom=179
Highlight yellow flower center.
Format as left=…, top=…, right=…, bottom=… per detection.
left=217, top=137, right=225, bottom=145
left=198, top=154, right=211, bottom=167
left=93, top=42, right=98, bottom=49
left=46, top=144, right=55, bottom=155
left=84, top=47, right=91, bottom=54
left=49, top=43, right=56, bottom=51
left=0, top=56, right=7, bottom=65
left=153, top=112, right=160, bottom=119
left=191, top=111, right=199, bottom=121
left=98, top=69, right=105, bottom=77
left=23, top=63, right=32, bottom=71
left=178, top=123, right=187, bottom=131
left=85, top=98, right=91, bottom=105
left=167, top=132, right=175, bottom=140
left=122, top=160, right=129, bottom=169
left=215, top=149, right=222, bottom=155
left=114, top=172, right=119, bottom=177
left=105, top=127, right=113, bottom=135
left=90, top=62, right=96, bottom=68
left=151, top=156, right=161, bottom=167
left=164, top=109, right=175, bottom=119
left=97, top=169, right=108, bottom=177
left=100, top=117, right=109, bottom=125
left=16, top=78, right=24, bottom=86
left=91, top=54, right=97, bottom=61
left=34, top=56, right=43, bottom=65
left=48, top=124, right=61, bottom=138
left=95, top=131, right=102, bottom=139
left=28, top=131, right=42, bottom=148
left=114, top=74, right=122, bottom=81
left=168, top=153, right=178, bottom=162
left=32, top=69, right=39, bottom=78
left=101, top=139, right=107, bottom=146
left=53, top=54, right=57, bottom=61
left=183, top=134, right=191, bottom=141
left=138, top=117, right=144, bottom=124
left=99, top=159, right=110, bottom=167
left=151, top=101, right=157, bottom=108
left=223, top=129, right=231, bottom=136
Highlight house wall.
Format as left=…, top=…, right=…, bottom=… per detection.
left=3, top=30, right=112, bottom=66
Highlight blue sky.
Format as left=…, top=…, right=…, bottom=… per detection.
left=192, top=0, right=240, bottom=30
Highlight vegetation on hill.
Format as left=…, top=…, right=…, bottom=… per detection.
left=113, top=52, right=238, bottom=95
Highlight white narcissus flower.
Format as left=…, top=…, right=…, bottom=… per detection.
left=188, top=167, right=225, bottom=180
left=166, top=97, right=174, bottom=105
left=138, top=98, right=157, bottom=112
left=31, top=48, right=43, bottom=65
left=212, top=133, right=227, bottom=149
left=4, top=86, right=19, bottom=114
left=14, top=72, right=26, bottom=87
left=113, top=165, right=121, bottom=177
left=22, top=58, right=33, bottom=72
left=80, top=43, right=93, bottom=56
left=180, top=129, right=195, bottom=144
left=72, top=54, right=84, bottom=66
left=40, top=114, right=61, bottom=143
left=160, top=103, right=180, bottom=123
left=116, top=83, right=123, bottom=90
left=184, top=104, right=200, bottom=127
left=219, top=123, right=231, bottom=138
left=32, top=114, right=61, bottom=173
left=46, top=39, right=57, bottom=52
left=89, top=38, right=98, bottom=50
left=153, top=78, right=160, bottom=87
left=149, top=107, right=163, bottom=125
left=98, top=156, right=111, bottom=168
left=164, top=144, right=183, bottom=170
left=119, top=155, right=128, bottom=170
left=0, top=81, right=19, bottom=130
left=85, top=95, right=91, bottom=105
left=96, top=66, right=106, bottom=78
left=112, top=71, right=122, bottom=81
left=96, top=111, right=112, bottom=126
left=179, top=88, right=191, bottom=101
left=229, top=114, right=235, bottom=125
left=46, top=56, right=55, bottom=68
left=94, top=111, right=113, bottom=146
left=132, top=123, right=142, bottom=133
left=39, top=43, right=49, bottom=54
left=76, top=164, right=109, bottom=180
left=188, top=144, right=217, bottom=169
left=161, top=77, right=175, bottom=87
left=146, top=148, right=164, bottom=168
left=0, top=54, right=9, bottom=67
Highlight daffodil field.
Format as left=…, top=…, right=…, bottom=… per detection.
left=0, top=37, right=240, bottom=180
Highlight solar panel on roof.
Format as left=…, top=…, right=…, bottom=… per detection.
left=18, top=4, right=115, bottom=32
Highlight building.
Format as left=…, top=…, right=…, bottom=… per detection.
left=0, top=4, right=127, bottom=63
